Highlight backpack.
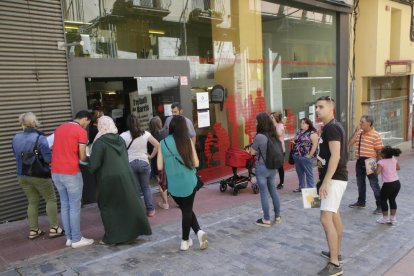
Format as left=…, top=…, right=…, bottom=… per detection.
left=259, top=135, right=284, bottom=169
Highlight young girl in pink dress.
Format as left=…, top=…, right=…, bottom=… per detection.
left=376, top=146, right=402, bottom=225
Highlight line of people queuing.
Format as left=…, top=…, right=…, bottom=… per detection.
left=11, top=98, right=402, bottom=275
left=11, top=102, right=207, bottom=251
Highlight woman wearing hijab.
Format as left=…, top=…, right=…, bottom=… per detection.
left=89, top=116, right=152, bottom=245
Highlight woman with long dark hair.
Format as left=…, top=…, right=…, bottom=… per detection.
left=292, top=117, right=319, bottom=192
left=250, top=112, right=282, bottom=227
left=148, top=116, right=169, bottom=209
left=157, top=115, right=208, bottom=251
left=120, top=114, right=159, bottom=217
left=271, top=112, right=286, bottom=190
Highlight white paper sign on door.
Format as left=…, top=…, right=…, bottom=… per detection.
left=196, top=92, right=209, bottom=110
left=197, top=110, right=210, bottom=128
left=164, top=104, right=172, bottom=116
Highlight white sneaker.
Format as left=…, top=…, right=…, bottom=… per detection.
left=390, top=217, right=398, bottom=225
left=197, top=230, right=208, bottom=250
left=376, top=217, right=391, bottom=224
left=71, top=237, right=94, bottom=249
left=180, top=238, right=193, bottom=251
left=66, top=239, right=72, bottom=247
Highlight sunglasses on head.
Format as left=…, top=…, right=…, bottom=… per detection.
left=317, top=96, right=335, bottom=103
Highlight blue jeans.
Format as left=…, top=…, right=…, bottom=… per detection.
left=52, top=172, right=83, bottom=242
left=293, top=155, right=315, bottom=189
left=130, top=159, right=154, bottom=212
left=256, top=163, right=280, bottom=220
left=356, top=158, right=381, bottom=208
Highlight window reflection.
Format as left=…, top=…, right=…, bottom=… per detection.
left=64, top=0, right=339, bottom=180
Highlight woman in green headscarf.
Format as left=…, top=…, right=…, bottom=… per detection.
left=89, top=116, right=152, bottom=244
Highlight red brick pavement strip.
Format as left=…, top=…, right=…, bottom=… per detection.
left=384, top=248, right=414, bottom=276
left=1, top=151, right=413, bottom=271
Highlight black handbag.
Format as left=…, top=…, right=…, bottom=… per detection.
left=195, top=173, right=204, bottom=191
left=288, top=143, right=295, bottom=165
left=21, top=135, right=51, bottom=178
left=158, top=168, right=168, bottom=192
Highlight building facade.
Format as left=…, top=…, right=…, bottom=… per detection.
left=353, top=0, right=414, bottom=153
left=0, top=0, right=352, bottom=222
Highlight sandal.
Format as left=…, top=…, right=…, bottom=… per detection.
left=49, top=226, right=65, bottom=238
left=28, top=229, right=44, bottom=240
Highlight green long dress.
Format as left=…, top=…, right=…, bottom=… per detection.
left=89, top=133, right=152, bottom=244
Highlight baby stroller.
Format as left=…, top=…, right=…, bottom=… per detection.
left=219, top=146, right=258, bottom=196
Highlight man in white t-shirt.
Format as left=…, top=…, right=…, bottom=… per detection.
left=163, top=102, right=196, bottom=143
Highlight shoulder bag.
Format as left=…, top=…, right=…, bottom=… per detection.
left=288, top=143, right=295, bottom=165
left=163, top=139, right=204, bottom=191
left=21, top=135, right=51, bottom=178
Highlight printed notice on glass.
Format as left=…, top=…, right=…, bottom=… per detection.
left=196, top=92, right=209, bottom=110
left=164, top=104, right=172, bottom=116
left=197, top=109, right=210, bottom=128
left=299, top=111, right=306, bottom=120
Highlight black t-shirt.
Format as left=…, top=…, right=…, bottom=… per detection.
left=88, top=125, right=98, bottom=145
left=317, top=119, right=348, bottom=182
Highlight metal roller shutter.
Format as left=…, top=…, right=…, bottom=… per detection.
left=0, top=0, right=72, bottom=223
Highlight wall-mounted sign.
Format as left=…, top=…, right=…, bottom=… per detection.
left=180, top=76, right=188, bottom=86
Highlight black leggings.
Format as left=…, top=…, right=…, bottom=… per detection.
left=278, top=152, right=285, bottom=184
left=278, top=166, right=285, bottom=184
left=172, top=190, right=200, bottom=240
left=380, top=180, right=401, bottom=212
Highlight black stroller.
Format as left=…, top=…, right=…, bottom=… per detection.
left=219, top=146, right=258, bottom=196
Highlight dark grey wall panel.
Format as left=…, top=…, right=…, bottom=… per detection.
left=0, top=0, right=72, bottom=223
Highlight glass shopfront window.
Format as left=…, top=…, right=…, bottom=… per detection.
left=64, top=0, right=341, bottom=182
left=261, top=2, right=337, bottom=139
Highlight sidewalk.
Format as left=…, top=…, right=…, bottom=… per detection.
left=1, top=152, right=414, bottom=275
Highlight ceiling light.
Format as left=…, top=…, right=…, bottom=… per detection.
left=148, top=29, right=165, bottom=35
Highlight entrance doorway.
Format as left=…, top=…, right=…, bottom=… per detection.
left=85, top=76, right=180, bottom=132
left=86, top=77, right=136, bottom=133
left=135, top=76, right=180, bottom=129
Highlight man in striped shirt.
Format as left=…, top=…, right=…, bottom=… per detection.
left=348, top=115, right=384, bottom=214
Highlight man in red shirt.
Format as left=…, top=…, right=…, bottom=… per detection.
left=51, top=110, right=93, bottom=249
